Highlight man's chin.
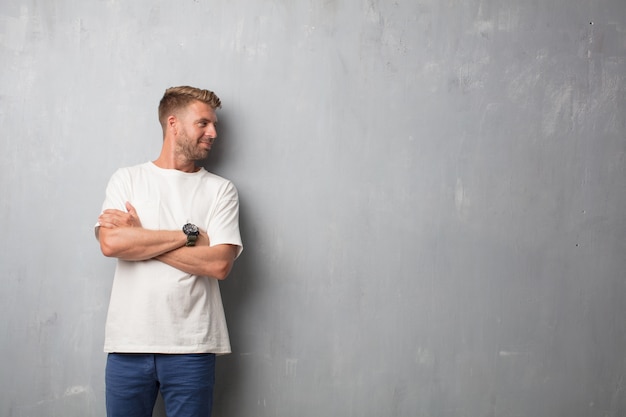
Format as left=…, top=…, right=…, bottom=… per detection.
left=193, top=150, right=210, bottom=161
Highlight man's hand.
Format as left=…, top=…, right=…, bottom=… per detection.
left=197, top=230, right=211, bottom=246
left=98, top=202, right=142, bottom=229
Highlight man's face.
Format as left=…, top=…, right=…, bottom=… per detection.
left=175, top=100, right=218, bottom=162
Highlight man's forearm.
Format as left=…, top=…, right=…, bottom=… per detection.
left=98, top=226, right=186, bottom=261
left=156, top=244, right=238, bottom=280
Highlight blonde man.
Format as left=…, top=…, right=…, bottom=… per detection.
left=96, top=86, right=243, bottom=417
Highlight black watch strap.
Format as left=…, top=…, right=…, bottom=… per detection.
left=186, top=234, right=198, bottom=247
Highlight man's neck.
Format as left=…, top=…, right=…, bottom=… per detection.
left=153, top=136, right=199, bottom=173
left=153, top=152, right=198, bottom=173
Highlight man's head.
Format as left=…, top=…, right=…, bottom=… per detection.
left=158, top=86, right=221, bottom=130
left=158, top=86, right=222, bottom=163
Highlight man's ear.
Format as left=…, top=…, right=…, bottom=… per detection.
left=167, top=115, right=178, bottom=135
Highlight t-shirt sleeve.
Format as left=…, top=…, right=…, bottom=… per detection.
left=101, top=169, right=131, bottom=212
left=94, top=169, right=130, bottom=237
left=208, top=181, right=243, bottom=258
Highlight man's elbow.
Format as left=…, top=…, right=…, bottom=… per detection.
left=98, top=229, right=121, bottom=258
left=209, top=245, right=238, bottom=280
left=212, top=259, right=234, bottom=281
left=100, top=239, right=118, bottom=258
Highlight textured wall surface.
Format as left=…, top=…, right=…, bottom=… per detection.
left=1, top=1, right=625, bottom=416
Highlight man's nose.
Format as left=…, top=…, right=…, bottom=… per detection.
left=206, top=125, right=217, bottom=139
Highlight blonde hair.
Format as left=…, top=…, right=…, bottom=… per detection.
left=158, top=86, right=222, bottom=128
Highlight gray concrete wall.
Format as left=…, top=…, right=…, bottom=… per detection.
left=1, top=0, right=625, bottom=416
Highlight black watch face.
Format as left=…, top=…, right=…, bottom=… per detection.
left=183, top=223, right=199, bottom=236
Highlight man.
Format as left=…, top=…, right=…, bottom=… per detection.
left=95, top=86, right=243, bottom=417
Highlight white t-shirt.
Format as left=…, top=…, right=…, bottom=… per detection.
left=99, top=162, right=242, bottom=354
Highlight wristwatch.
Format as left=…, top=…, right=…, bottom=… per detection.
left=182, top=223, right=200, bottom=246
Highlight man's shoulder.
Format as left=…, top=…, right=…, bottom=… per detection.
left=111, top=161, right=153, bottom=176
left=122, top=161, right=153, bottom=172
left=197, top=169, right=239, bottom=199
left=198, top=168, right=235, bottom=186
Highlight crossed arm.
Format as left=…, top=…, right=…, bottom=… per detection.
left=96, top=202, right=238, bottom=280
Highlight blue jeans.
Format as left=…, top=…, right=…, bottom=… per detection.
left=106, top=353, right=216, bottom=417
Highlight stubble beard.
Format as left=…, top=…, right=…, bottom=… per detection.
left=177, top=131, right=210, bottom=162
